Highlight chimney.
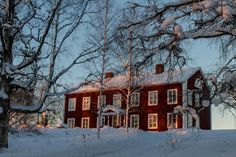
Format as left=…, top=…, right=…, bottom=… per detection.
left=105, top=72, right=113, bottom=78
left=155, top=64, right=164, bottom=74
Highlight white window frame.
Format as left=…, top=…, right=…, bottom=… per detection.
left=82, top=97, right=91, bottom=110
left=68, top=98, right=76, bottom=111
left=167, top=89, right=178, bottom=104
left=148, top=91, right=158, bottom=106
left=167, top=113, right=178, bottom=129
left=97, top=95, right=106, bottom=109
left=81, top=117, right=90, bottom=128
left=148, top=113, right=158, bottom=129
left=113, top=94, right=122, bottom=107
left=130, top=115, right=139, bottom=128
left=131, top=93, right=140, bottom=107
left=67, top=118, right=75, bottom=128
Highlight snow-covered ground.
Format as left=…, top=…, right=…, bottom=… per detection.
left=1, top=127, right=236, bottom=157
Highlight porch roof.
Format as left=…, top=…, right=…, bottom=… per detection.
left=101, top=105, right=125, bottom=116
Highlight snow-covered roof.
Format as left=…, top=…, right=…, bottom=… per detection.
left=68, top=66, right=201, bottom=94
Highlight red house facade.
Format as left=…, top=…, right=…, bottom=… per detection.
left=64, top=65, right=211, bottom=131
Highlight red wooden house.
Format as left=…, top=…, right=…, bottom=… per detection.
left=64, top=64, right=211, bottom=131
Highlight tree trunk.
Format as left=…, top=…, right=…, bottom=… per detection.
left=125, top=92, right=130, bottom=133
left=0, top=101, right=10, bottom=148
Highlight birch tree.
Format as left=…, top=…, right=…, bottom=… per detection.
left=112, top=8, right=151, bottom=132
left=86, top=0, right=117, bottom=138
left=0, top=0, right=94, bottom=148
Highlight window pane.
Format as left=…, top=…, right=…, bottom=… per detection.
left=168, top=89, right=177, bottom=104
left=148, top=114, right=157, bottom=129
left=83, top=97, right=90, bottom=110
left=149, top=91, right=158, bottom=105
left=68, top=98, right=75, bottom=111
left=113, top=94, right=121, bottom=107
left=131, top=93, right=139, bottom=106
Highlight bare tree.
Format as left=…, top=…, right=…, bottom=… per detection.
left=0, top=0, right=94, bottom=148
left=118, top=0, right=236, bottom=112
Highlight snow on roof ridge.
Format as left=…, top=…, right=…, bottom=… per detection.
left=68, top=66, right=201, bottom=94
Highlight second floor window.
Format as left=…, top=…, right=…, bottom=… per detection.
left=131, top=93, right=140, bottom=107
left=98, top=95, right=106, bottom=109
left=82, top=97, right=90, bottom=110
left=68, top=98, right=76, bottom=111
left=167, top=89, right=177, bottom=104
left=148, top=91, right=158, bottom=106
left=113, top=94, right=121, bottom=107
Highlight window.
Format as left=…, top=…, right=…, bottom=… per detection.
left=130, top=115, right=139, bottom=128
left=131, top=93, right=140, bottom=107
left=97, top=117, right=106, bottom=127
left=195, top=92, right=200, bottom=107
left=167, top=89, right=178, bottom=104
left=167, top=113, right=178, bottom=129
left=113, top=94, right=122, bottom=107
left=97, top=95, right=106, bottom=109
left=82, top=97, right=90, bottom=110
left=148, top=114, right=158, bottom=129
left=67, top=118, right=75, bottom=128
left=102, top=117, right=105, bottom=127
left=148, top=91, right=158, bottom=106
left=68, top=98, right=76, bottom=111
left=81, top=117, right=90, bottom=128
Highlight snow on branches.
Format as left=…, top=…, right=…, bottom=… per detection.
left=162, top=17, right=175, bottom=29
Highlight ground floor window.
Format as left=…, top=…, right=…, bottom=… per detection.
left=167, top=113, right=178, bottom=129
left=130, top=115, right=139, bottom=128
left=148, top=114, right=158, bottom=129
left=67, top=118, right=75, bottom=128
left=81, top=117, right=90, bottom=128
left=102, top=117, right=105, bottom=126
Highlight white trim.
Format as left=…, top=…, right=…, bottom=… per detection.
left=67, top=118, right=75, bottom=128
left=68, top=98, right=76, bottom=111
left=81, top=117, right=90, bottom=128
left=167, top=89, right=178, bottom=104
left=148, top=91, right=158, bottom=106
left=130, top=114, right=139, bottom=128
left=82, top=97, right=91, bottom=110
left=113, top=94, right=122, bottom=107
left=148, top=113, right=158, bottom=129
